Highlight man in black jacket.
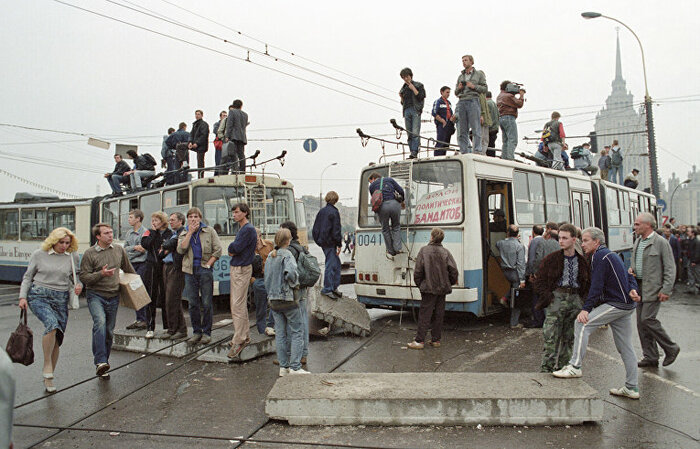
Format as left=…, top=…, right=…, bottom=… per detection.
left=224, top=100, right=249, bottom=174
left=124, top=150, right=156, bottom=191
left=312, top=191, right=343, bottom=299
left=161, top=212, right=188, bottom=339
left=105, top=154, right=131, bottom=195
left=189, top=109, right=210, bottom=179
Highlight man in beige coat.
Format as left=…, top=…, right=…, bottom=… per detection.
left=630, top=212, right=680, bottom=367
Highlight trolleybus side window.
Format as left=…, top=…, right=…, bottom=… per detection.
left=0, top=209, right=19, bottom=240
left=513, top=171, right=544, bottom=225
left=163, top=188, right=190, bottom=216
left=295, top=201, right=307, bottom=229
left=140, top=193, right=161, bottom=223
left=544, top=176, right=570, bottom=223
left=606, top=187, right=621, bottom=226
left=20, top=208, right=48, bottom=241
left=582, top=194, right=592, bottom=228
left=102, top=201, right=119, bottom=234
left=119, top=198, right=138, bottom=238
left=620, top=191, right=631, bottom=226
left=48, top=207, right=76, bottom=232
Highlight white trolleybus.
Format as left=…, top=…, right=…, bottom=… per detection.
left=0, top=173, right=307, bottom=297
left=354, top=154, right=658, bottom=316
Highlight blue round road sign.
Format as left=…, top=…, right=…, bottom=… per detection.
left=303, top=138, right=318, bottom=153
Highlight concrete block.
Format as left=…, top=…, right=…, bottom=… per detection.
left=265, top=373, right=603, bottom=426
left=310, top=287, right=371, bottom=337
left=113, top=323, right=275, bottom=364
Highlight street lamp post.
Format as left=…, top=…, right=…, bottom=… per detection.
left=581, top=12, right=659, bottom=198
left=320, top=162, right=337, bottom=208
left=670, top=179, right=691, bottom=221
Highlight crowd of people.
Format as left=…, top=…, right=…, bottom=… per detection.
left=104, top=103, right=250, bottom=196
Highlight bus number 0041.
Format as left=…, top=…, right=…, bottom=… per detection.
left=357, top=234, right=383, bottom=246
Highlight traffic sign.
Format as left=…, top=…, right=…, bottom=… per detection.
left=303, top=139, right=318, bottom=153
left=657, top=199, right=667, bottom=213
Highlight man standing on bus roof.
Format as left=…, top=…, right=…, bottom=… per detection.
left=123, top=209, right=148, bottom=330
left=224, top=100, right=249, bottom=174
left=189, top=109, right=210, bottom=179
left=312, top=191, right=343, bottom=299
left=543, top=112, right=566, bottom=171
left=553, top=227, right=641, bottom=400
left=105, top=154, right=131, bottom=196
left=630, top=212, right=680, bottom=368
left=497, top=80, right=525, bottom=161
left=178, top=207, right=222, bottom=344
left=496, top=225, right=527, bottom=328
left=431, top=86, right=456, bottom=157
left=227, top=203, right=257, bottom=359
left=80, top=223, right=136, bottom=378
left=368, top=172, right=406, bottom=257
left=534, top=224, right=590, bottom=372
left=485, top=91, right=500, bottom=157
left=399, top=68, right=426, bottom=159
left=455, top=54, right=487, bottom=155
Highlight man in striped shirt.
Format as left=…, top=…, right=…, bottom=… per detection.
left=552, top=227, right=641, bottom=400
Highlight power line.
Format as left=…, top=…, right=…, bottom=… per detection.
left=0, top=168, right=82, bottom=198
left=51, top=0, right=401, bottom=114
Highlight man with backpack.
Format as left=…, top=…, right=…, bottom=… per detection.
left=572, top=143, right=598, bottom=176
left=542, top=112, right=566, bottom=171
left=609, top=140, right=624, bottom=184
left=124, top=149, right=157, bottom=191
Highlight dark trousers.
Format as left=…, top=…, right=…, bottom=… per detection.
left=144, top=262, right=168, bottom=331
left=434, top=121, right=455, bottom=156
left=415, top=293, right=446, bottom=343
left=487, top=129, right=498, bottom=157
left=196, top=151, right=206, bottom=178
left=253, top=278, right=274, bottom=334
left=163, top=263, right=187, bottom=334
left=636, top=280, right=678, bottom=361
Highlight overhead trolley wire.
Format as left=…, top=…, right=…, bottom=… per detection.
left=50, top=0, right=401, bottom=114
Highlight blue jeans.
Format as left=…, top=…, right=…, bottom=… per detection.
left=132, top=262, right=148, bottom=323
left=184, top=267, right=214, bottom=336
left=609, top=165, right=623, bottom=184
left=548, top=142, right=564, bottom=170
left=107, top=174, right=125, bottom=194
left=299, top=292, right=309, bottom=357
left=321, top=246, right=341, bottom=294
left=403, top=107, right=421, bottom=156
left=456, top=98, right=482, bottom=154
left=499, top=115, right=518, bottom=160
left=87, top=291, right=120, bottom=365
left=272, top=306, right=304, bottom=370
left=130, top=170, right=155, bottom=189
left=253, top=278, right=274, bottom=334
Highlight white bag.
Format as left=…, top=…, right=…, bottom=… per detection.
left=69, top=253, right=80, bottom=310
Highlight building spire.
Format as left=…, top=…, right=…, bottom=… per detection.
left=614, top=27, right=623, bottom=81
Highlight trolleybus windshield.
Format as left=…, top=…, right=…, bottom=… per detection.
left=359, top=160, right=463, bottom=227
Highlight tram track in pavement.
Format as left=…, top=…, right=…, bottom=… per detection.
left=15, top=317, right=401, bottom=449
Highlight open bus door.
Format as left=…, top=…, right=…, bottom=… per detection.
left=479, top=180, right=514, bottom=314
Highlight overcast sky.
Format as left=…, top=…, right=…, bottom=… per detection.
left=1, top=0, right=699, bottom=204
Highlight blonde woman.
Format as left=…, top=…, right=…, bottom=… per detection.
left=18, top=227, right=82, bottom=393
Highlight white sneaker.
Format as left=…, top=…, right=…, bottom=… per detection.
left=289, top=368, right=310, bottom=375
left=609, top=386, right=640, bottom=399
left=265, top=327, right=276, bottom=336
left=145, top=330, right=154, bottom=339
left=552, top=365, right=582, bottom=378
left=279, top=368, right=290, bottom=377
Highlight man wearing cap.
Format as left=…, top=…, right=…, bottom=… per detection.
left=624, top=169, right=640, bottom=189
left=572, top=143, right=598, bottom=176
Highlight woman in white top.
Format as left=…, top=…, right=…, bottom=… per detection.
left=18, top=227, right=82, bottom=393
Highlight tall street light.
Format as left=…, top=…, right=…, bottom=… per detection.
left=670, top=179, right=691, bottom=221
left=320, top=162, right=337, bottom=208
left=581, top=12, right=660, bottom=198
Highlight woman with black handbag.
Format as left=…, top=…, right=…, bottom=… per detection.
left=18, top=227, right=82, bottom=393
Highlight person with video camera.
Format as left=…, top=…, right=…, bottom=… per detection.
left=497, top=81, right=526, bottom=160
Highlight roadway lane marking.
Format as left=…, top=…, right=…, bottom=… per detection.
left=458, top=329, right=537, bottom=370
left=588, top=347, right=700, bottom=398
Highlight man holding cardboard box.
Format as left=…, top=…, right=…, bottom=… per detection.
left=80, top=223, right=135, bottom=378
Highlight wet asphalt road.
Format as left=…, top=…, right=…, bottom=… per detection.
left=2, top=258, right=699, bottom=448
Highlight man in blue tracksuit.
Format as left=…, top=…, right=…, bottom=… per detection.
left=312, top=191, right=343, bottom=300
left=431, top=86, right=456, bottom=156
left=553, top=227, right=641, bottom=400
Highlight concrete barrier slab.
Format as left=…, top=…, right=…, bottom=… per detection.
left=113, top=323, right=275, bottom=364
left=310, top=287, right=371, bottom=337
left=265, top=373, right=603, bottom=426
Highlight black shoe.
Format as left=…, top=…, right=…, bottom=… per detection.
left=321, top=291, right=339, bottom=300
left=662, top=346, right=680, bottom=367
left=524, top=322, right=543, bottom=329
left=132, top=321, right=147, bottom=330
left=126, top=321, right=140, bottom=330
left=333, top=290, right=343, bottom=298
left=637, top=358, right=658, bottom=368
left=408, top=154, right=417, bottom=159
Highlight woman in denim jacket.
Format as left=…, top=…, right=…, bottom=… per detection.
left=264, top=228, right=308, bottom=376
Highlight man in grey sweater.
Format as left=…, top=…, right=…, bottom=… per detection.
left=496, top=225, right=526, bottom=327
left=123, top=209, right=148, bottom=329
left=454, top=54, right=487, bottom=154
left=80, top=223, right=135, bottom=377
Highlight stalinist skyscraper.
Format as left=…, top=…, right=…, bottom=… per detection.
left=594, top=32, right=648, bottom=190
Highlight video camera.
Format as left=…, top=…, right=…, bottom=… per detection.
left=505, top=82, right=525, bottom=95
